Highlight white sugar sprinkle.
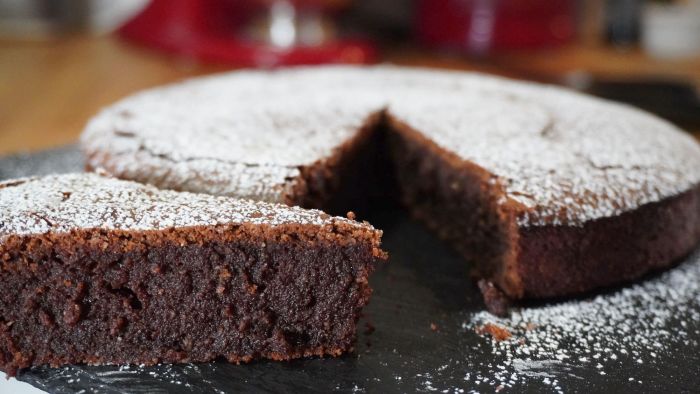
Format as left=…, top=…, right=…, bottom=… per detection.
left=463, top=247, right=700, bottom=390
left=0, top=173, right=369, bottom=238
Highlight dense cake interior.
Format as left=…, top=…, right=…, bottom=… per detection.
left=287, top=112, right=389, bottom=214
left=287, top=112, right=520, bottom=297
left=0, top=224, right=379, bottom=376
left=385, top=117, right=521, bottom=297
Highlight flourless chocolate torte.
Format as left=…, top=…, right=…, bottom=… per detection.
left=0, top=173, right=385, bottom=376
left=81, top=66, right=700, bottom=305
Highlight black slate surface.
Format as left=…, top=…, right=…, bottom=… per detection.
left=1, top=146, right=698, bottom=393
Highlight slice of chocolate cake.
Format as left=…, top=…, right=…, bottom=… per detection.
left=0, top=173, right=385, bottom=376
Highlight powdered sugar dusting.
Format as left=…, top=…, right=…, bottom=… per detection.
left=390, top=89, right=700, bottom=226
left=81, top=65, right=700, bottom=226
left=0, top=173, right=365, bottom=238
left=463, top=247, right=700, bottom=391
left=81, top=77, right=384, bottom=203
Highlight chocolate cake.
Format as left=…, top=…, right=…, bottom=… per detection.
left=81, top=66, right=700, bottom=303
left=0, top=173, right=385, bottom=376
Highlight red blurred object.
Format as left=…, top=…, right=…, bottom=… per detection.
left=416, top=0, right=576, bottom=54
left=118, top=0, right=376, bottom=67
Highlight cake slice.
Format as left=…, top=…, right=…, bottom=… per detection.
left=0, top=173, right=385, bottom=376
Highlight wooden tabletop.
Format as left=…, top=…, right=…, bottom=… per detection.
left=1, top=35, right=699, bottom=155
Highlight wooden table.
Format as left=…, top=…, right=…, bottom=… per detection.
left=1, top=35, right=699, bottom=155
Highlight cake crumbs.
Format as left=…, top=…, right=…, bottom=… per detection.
left=475, top=323, right=512, bottom=342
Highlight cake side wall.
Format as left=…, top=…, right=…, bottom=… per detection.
left=516, top=184, right=700, bottom=299
left=384, top=116, right=522, bottom=296
left=286, top=111, right=385, bottom=214
left=0, top=224, right=382, bottom=376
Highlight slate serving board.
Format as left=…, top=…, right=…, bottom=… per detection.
left=1, top=146, right=698, bottom=393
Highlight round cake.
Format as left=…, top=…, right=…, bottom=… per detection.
left=81, top=66, right=700, bottom=305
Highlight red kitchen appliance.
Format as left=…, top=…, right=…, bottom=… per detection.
left=118, top=0, right=377, bottom=66
left=416, top=0, right=576, bottom=55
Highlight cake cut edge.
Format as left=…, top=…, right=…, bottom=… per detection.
left=0, top=174, right=387, bottom=376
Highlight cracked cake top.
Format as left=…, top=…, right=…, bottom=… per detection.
left=80, top=66, right=700, bottom=226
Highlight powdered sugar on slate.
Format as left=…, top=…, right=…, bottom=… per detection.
left=0, top=173, right=364, bottom=238
left=463, top=247, right=700, bottom=391
left=82, top=65, right=700, bottom=226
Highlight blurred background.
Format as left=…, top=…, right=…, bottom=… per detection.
left=1, top=0, right=699, bottom=155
